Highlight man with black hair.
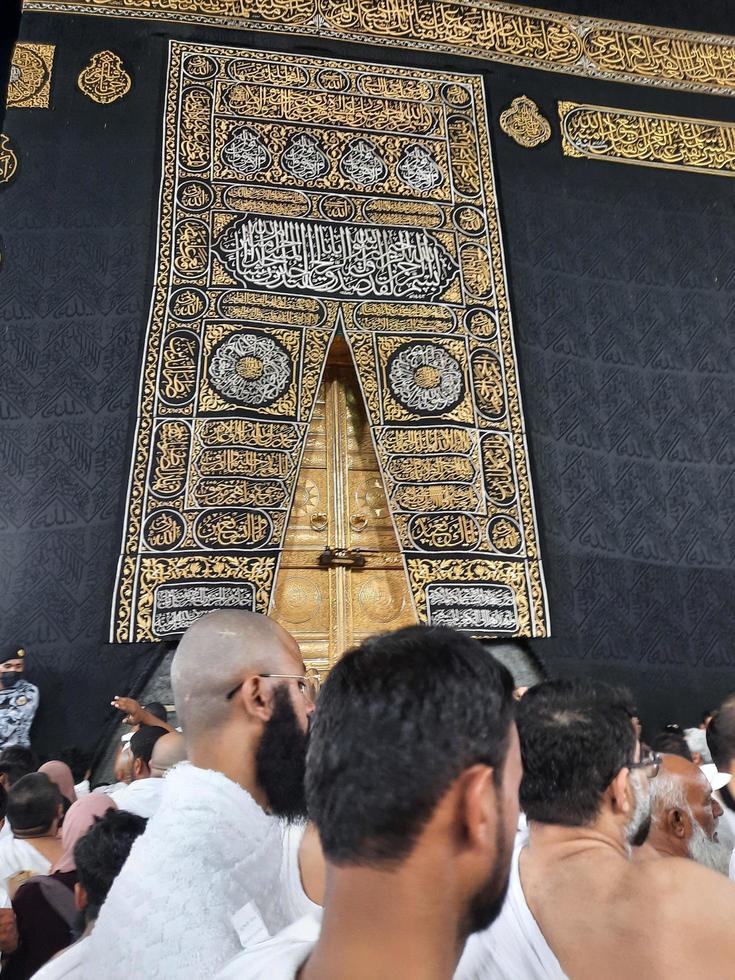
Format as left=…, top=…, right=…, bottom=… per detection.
left=219, top=624, right=520, bottom=980
left=0, top=760, right=34, bottom=847
left=0, top=746, right=39, bottom=772
left=457, top=679, right=735, bottom=980
left=143, top=701, right=168, bottom=724
left=109, top=724, right=168, bottom=818
left=0, top=762, right=34, bottom=793
left=31, top=809, right=147, bottom=979
left=85, top=610, right=319, bottom=979
left=0, top=773, right=63, bottom=906
left=650, top=729, right=694, bottom=761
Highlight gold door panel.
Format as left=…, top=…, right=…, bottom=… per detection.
left=271, top=336, right=416, bottom=670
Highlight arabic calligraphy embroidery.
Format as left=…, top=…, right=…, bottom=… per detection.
left=396, top=144, right=444, bottom=191
left=387, top=344, right=466, bottom=415
left=499, top=95, right=551, bottom=148
left=77, top=50, right=131, bottom=104
left=222, top=126, right=271, bottom=175
left=0, top=135, right=18, bottom=186
left=339, top=138, right=388, bottom=185
left=280, top=132, right=331, bottom=180
left=213, top=216, right=458, bottom=300
left=7, top=43, right=55, bottom=109
left=207, top=332, right=292, bottom=407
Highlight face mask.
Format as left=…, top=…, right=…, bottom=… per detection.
left=1, top=674, right=19, bottom=689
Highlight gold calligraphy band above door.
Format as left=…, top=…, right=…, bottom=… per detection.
left=111, top=42, right=549, bottom=643
left=24, top=0, right=735, bottom=99
left=559, top=101, right=735, bottom=178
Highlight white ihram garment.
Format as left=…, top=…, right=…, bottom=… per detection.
left=82, top=763, right=312, bottom=979
left=29, top=935, right=90, bottom=979
left=217, top=911, right=322, bottom=980
left=0, top=836, right=52, bottom=907
left=110, top=776, right=164, bottom=818
left=455, top=842, right=568, bottom=980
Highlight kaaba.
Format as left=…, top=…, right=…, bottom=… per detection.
left=2, top=0, right=735, bottom=760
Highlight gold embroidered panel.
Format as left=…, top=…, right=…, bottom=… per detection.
left=8, top=43, right=55, bottom=109
left=23, top=0, right=735, bottom=98
left=112, top=41, right=548, bottom=642
left=559, top=101, right=735, bottom=177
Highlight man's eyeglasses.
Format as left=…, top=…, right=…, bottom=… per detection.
left=225, top=670, right=321, bottom=703
left=628, top=751, right=661, bottom=779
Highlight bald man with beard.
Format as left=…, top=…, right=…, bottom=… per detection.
left=457, top=680, right=735, bottom=980
left=83, top=611, right=319, bottom=980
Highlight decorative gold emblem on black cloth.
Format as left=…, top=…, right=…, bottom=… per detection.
left=0, top=135, right=18, bottom=186
left=77, top=51, right=131, bottom=104
left=499, top=96, right=551, bottom=148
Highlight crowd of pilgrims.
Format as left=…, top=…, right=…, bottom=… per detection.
left=1, top=611, right=735, bottom=978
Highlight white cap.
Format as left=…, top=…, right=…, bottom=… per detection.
left=700, top=763, right=731, bottom=791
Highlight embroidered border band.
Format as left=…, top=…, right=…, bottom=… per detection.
left=23, top=0, right=735, bottom=99
left=559, top=101, right=735, bottom=177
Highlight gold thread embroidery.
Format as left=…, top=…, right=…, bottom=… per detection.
left=77, top=50, right=131, bottom=104
left=8, top=43, right=55, bottom=108
left=499, top=95, right=551, bottom=148
left=21, top=0, right=735, bottom=98
left=559, top=100, right=735, bottom=177
left=111, top=42, right=549, bottom=642
left=0, top=135, right=18, bottom=186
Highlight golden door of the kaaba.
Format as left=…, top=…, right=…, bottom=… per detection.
left=271, top=336, right=416, bottom=671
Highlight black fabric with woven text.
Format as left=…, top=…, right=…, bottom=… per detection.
left=2, top=2, right=734, bottom=753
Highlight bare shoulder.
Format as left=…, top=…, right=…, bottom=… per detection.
left=635, top=857, right=735, bottom=926
left=640, top=855, right=731, bottom=890
left=298, top=822, right=325, bottom=906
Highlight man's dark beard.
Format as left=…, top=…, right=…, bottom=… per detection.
left=255, top=684, right=309, bottom=822
left=462, top=799, right=513, bottom=937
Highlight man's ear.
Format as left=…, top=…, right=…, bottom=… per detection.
left=74, top=882, right=88, bottom=912
left=133, top=757, right=145, bottom=779
left=609, top=768, right=630, bottom=815
left=236, top=674, right=273, bottom=723
left=667, top=806, right=690, bottom=840
left=457, top=764, right=497, bottom=853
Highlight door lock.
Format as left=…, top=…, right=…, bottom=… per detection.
left=317, top=547, right=367, bottom=569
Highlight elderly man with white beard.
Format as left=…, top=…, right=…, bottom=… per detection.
left=455, top=679, right=735, bottom=980
left=636, top=753, right=731, bottom=874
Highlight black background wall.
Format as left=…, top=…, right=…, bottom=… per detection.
left=1, top=1, right=734, bottom=755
